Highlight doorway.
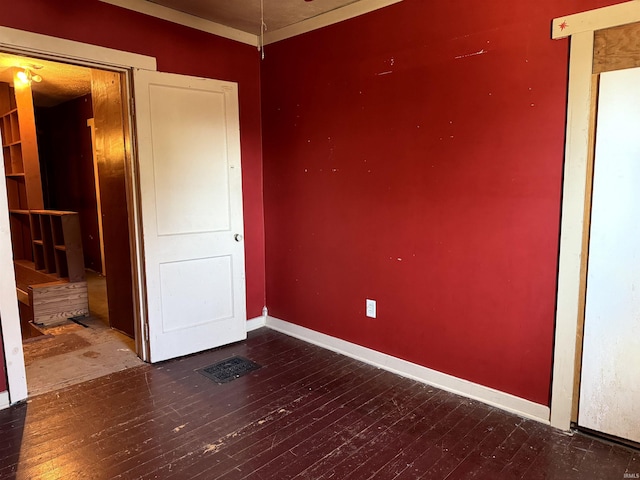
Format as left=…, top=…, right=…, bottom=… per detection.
left=550, top=3, right=640, bottom=431
left=0, top=52, right=141, bottom=395
left=0, top=27, right=249, bottom=404
left=577, top=64, right=640, bottom=448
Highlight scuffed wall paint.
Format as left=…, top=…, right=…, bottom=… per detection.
left=261, top=0, right=624, bottom=406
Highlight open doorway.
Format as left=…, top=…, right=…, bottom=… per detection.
left=0, top=52, right=142, bottom=396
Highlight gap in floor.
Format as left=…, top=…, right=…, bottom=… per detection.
left=22, top=270, right=143, bottom=397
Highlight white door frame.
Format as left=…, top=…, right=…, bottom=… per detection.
left=550, top=1, right=640, bottom=430
left=0, top=26, right=156, bottom=405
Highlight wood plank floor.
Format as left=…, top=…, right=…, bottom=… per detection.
left=22, top=315, right=142, bottom=397
left=0, top=328, right=637, bottom=479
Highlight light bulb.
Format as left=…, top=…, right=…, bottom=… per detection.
left=16, top=70, right=29, bottom=85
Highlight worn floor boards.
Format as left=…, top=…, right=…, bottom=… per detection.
left=21, top=271, right=142, bottom=397
left=0, top=328, right=637, bottom=479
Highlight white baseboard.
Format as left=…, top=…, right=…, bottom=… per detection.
left=0, top=391, right=9, bottom=411
left=265, top=316, right=551, bottom=424
left=246, top=315, right=266, bottom=332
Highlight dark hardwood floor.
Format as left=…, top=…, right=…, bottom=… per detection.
left=0, top=328, right=637, bottom=479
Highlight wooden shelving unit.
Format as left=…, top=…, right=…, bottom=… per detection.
left=2, top=109, right=23, bottom=185
left=2, top=108, right=26, bottom=214
left=1, top=81, right=43, bottom=213
left=1, top=78, right=88, bottom=326
left=30, top=210, right=85, bottom=282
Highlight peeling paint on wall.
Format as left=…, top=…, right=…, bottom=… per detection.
left=454, top=49, right=488, bottom=59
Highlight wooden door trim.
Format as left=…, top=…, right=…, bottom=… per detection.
left=552, top=1, right=640, bottom=39
left=0, top=28, right=156, bottom=405
left=550, top=2, right=640, bottom=430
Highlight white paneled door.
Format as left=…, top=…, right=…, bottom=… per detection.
left=133, top=69, right=246, bottom=362
left=579, top=67, right=640, bottom=444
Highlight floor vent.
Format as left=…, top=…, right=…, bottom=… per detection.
left=197, top=356, right=261, bottom=384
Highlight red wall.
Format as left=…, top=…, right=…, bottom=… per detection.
left=262, top=0, right=622, bottom=405
left=0, top=0, right=266, bottom=319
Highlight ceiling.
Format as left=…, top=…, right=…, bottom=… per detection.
left=0, top=53, right=92, bottom=108
left=148, top=0, right=362, bottom=35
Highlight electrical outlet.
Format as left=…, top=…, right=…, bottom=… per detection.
left=366, top=299, right=377, bottom=318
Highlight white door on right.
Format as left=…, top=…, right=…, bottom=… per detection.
left=579, top=66, right=640, bottom=444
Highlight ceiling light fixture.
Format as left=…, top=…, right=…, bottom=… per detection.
left=16, top=69, right=29, bottom=85
left=16, top=67, right=42, bottom=85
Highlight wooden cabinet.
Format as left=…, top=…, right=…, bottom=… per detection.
left=1, top=79, right=88, bottom=326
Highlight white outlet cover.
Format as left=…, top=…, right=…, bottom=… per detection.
left=366, top=299, right=376, bottom=318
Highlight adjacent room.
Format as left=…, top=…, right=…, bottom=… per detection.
left=0, top=0, right=638, bottom=478
left=0, top=53, right=141, bottom=396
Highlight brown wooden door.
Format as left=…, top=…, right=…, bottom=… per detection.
left=91, top=70, right=135, bottom=338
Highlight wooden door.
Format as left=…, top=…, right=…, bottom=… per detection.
left=579, top=66, right=640, bottom=444
left=133, top=69, right=247, bottom=363
left=91, top=70, right=135, bottom=337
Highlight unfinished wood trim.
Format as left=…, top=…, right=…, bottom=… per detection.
left=550, top=30, right=595, bottom=431
left=552, top=1, right=640, bottom=39
left=267, top=316, right=551, bottom=423
left=0, top=27, right=156, bottom=71
left=87, top=118, right=106, bottom=275
left=15, top=287, right=29, bottom=305
left=264, top=0, right=403, bottom=45
left=571, top=74, right=600, bottom=423
left=551, top=2, right=640, bottom=432
left=593, top=21, right=640, bottom=74
left=99, top=0, right=258, bottom=47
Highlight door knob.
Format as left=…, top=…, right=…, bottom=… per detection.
left=234, top=234, right=243, bottom=242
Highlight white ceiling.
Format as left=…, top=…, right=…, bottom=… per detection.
left=148, top=0, right=362, bottom=35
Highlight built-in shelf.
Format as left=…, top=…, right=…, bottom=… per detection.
left=2, top=81, right=88, bottom=326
